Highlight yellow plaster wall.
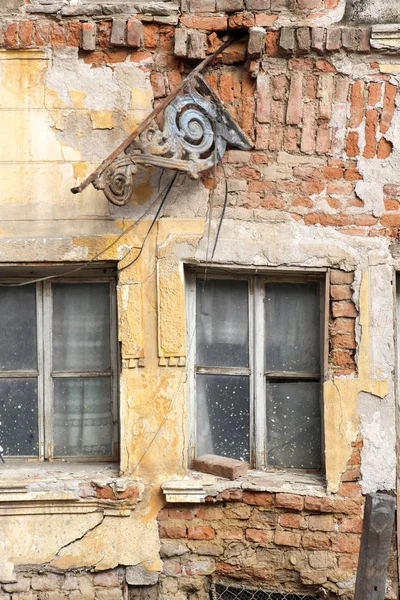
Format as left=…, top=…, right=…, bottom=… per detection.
left=324, top=272, right=389, bottom=493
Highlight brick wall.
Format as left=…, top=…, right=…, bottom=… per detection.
left=0, top=570, right=124, bottom=600
left=158, top=487, right=365, bottom=599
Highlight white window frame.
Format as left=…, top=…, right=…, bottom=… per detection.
left=186, top=268, right=328, bottom=471
left=0, top=271, right=119, bottom=462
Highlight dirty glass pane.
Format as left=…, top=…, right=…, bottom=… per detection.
left=0, top=285, right=37, bottom=371
left=0, top=378, right=38, bottom=456
left=265, top=282, right=320, bottom=373
left=52, top=283, right=111, bottom=372
left=266, top=381, right=321, bottom=469
left=196, top=374, right=249, bottom=462
left=196, top=279, right=249, bottom=368
left=53, top=377, right=113, bottom=457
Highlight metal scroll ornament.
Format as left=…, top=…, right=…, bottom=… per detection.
left=93, top=79, right=253, bottom=206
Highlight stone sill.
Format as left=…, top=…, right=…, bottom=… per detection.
left=25, top=1, right=179, bottom=18
left=162, top=469, right=326, bottom=503
left=0, top=460, right=119, bottom=482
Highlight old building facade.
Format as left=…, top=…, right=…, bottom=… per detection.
left=0, top=0, right=400, bottom=598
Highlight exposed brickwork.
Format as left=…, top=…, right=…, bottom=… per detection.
left=158, top=488, right=364, bottom=597
left=0, top=570, right=124, bottom=600
left=329, top=270, right=357, bottom=376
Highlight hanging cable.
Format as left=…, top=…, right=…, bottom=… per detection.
left=117, top=170, right=178, bottom=273
left=0, top=169, right=175, bottom=287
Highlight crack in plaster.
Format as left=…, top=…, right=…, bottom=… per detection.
left=49, top=514, right=106, bottom=568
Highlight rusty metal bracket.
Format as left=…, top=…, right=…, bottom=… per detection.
left=71, top=39, right=253, bottom=207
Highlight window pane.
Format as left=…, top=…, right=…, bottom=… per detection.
left=52, top=283, right=111, bottom=371
left=0, top=285, right=37, bottom=371
left=53, top=377, right=113, bottom=457
left=266, top=382, right=321, bottom=469
left=196, top=279, right=249, bottom=368
left=265, top=282, right=320, bottom=373
left=196, top=374, right=249, bottom=462
left=0, top=378, right=38, bottom=456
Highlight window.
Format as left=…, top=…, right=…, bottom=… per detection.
left=187, top=271, right=326, bottom=471
left=0, top=272, right=118, bottom=460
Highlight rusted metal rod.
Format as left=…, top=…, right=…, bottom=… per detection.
left=71, top=37, right=233, bottom=195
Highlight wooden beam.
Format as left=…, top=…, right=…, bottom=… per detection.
left=70, top=38, right=233, bottom=195
left=354, top=492, right=395, bottom=600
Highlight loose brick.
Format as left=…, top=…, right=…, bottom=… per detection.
left=311, top=27, right=325, bottom=54
left=127, top=20, right=143, bottom=48
left=326, top=28, right=341, bottom=52
left=274, top=530, right=301, bottom=547
left=279, top=27, right=296, bottom=53
left=248, top=27, right=266, bottom=58
left=110, top=19, right=126, bottom=46
left=180, top=16, right=227, bottom=31
left=82, top=23, right=96, bottom=51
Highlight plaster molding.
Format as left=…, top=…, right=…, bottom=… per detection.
left=371, top=24, right=400, bottom=51
left=0, top=493, right=132, bottom=516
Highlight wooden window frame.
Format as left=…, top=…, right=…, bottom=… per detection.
left=0, top=272, right=119, bottom=462
left=186, top=268, right=328, bottom=471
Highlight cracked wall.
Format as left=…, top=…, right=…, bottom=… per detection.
left=0, top=6, right=400, bottom=600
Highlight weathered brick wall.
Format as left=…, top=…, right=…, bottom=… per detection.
left=0, top=570, right=124, bottom=600
left=158, top=487, right=366, bottom=599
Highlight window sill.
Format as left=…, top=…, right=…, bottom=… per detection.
left=0, top=462, right=143, bottom=515
left=162, top=469, right=326, bottom=503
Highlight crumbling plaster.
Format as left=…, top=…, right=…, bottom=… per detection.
left=0, top=39, right=399, bottom=584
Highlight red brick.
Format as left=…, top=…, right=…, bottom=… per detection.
left=332, top=301, right=357, bottom=318
left=302, top=532, right=330, bottom=550
left=51, top=22, right=66, bottom=47
left=143, top=24, right=158, bottom=48
left=265, top=31, right=279, bottom=57
left=316, top=126, right=331, bottom=154
left=279, top=514, right=307, bottom=529
left=381, top=82, right=397, bottom=134
left=384, top=198, right=400, bottom=211
left=333, top=498, right=361, bottom=515
left=331, top=350, right=356, bottom=371
left=346, top=131, right=359, bottom=158
left=349, top=80, right=364, bottom=128
left=19, top=21, right=33, bottom=47
left=150, top=72, right=166, bottom=99
left=301, top=102, right=316, bottom=154
left=315, top=59, right=336, bottom=73
left=274, top=530, right=301, bottom=547
left=377, top=137, right=392, bottom=159
left=245, top=529, right=273, bottom=544
left=127, top=20, right=143, bottom=48
left=163, top=560, right=182, bottom=576
left=330, top=270, right=354, bottom=284
left=276, top=494, right=304, bottom=511
left=159, top=524, right=187, bottom=539
left=188, top=526, right=214, bottom=540
left=243, top=492, right=273, bottom=507
left=257, top=73, right=271, bottom=123
left=228, top=12, right=254, bottom=29
left=34, top=20, right=51, bottom=46
left=286, top=73, right=303, bottom=125
left=66, top=22, right=82, bottom=47
left=363, top=109, right=378, bottom=158
left=368, top=82, right=382, bottom=107
left=339, top=483, right=362, bottom=497
left=4, top=23, right=18, bottom=48
left=339, top=554, right=359, bottom=570
left=332, top=333, right=357, bottom=349
left=97, top=21, right=112, bottom=48
left=339, top=517, right=363, bottom=534
left=180, top=16, right=227, bottom=31
left=331, top=284, right=352, bottom=300
left=331, top=534, right=361, bottom=553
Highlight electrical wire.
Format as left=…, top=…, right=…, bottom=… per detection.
left=0, top=170, right=175, bottom=287
left=117, top=171, right=178, bottom=273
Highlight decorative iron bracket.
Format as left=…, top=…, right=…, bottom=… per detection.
left=71, top=40, right=253, bottom=206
